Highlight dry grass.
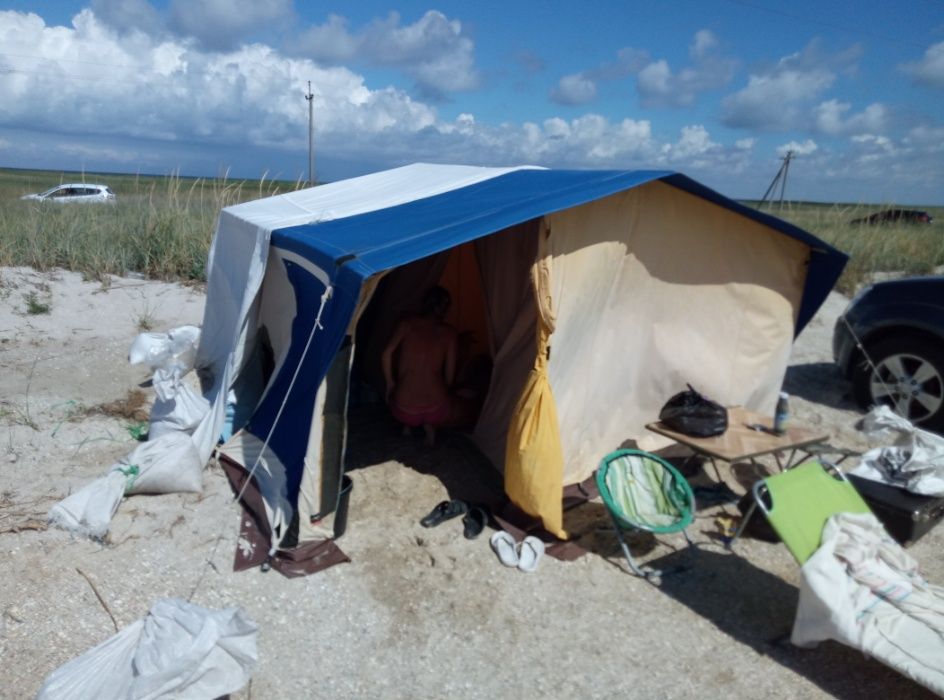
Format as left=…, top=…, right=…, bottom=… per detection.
left=0, top=170, right=303, bottom=282
left=87, top=389, right=150, bottom=423
left=1, top=168, right=940, bottom=294
left=752, top=201, right=944, bottom=294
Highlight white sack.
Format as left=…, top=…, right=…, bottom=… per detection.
left=129, top=326, right=201, bottom=402
left=852, top=405, right=944, bottom=496
left=48, top=433, right=203, bottom=539
left=36, top=598, right=258, bottom=700
left=148, top=384, right=210, bottom=441
left=48, top=471, right=128, bottom=540
left=128, top=326, right=211, bottom=442
left=122, top=431, right=203, bottom=495
left=129, top=326, right=200, bottom=369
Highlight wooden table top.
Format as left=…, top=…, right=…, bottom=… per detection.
left=646, top=406, right=829, bottom=463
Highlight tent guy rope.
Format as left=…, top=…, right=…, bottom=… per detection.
left=188, top=284, right=334, bottom=601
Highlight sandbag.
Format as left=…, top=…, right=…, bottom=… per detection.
left=123, top=431, right=203, bottom=495
left=48, top=432, right=203, bottom=539
left=148, top=384, right=210, bottom=441
left=129, top=326, right=210, bottom=438
left=129, top=326, right=201, bottom=402
left=48, top=471, right=128, bottom=540
left=36, top=598, right=258, bottom=700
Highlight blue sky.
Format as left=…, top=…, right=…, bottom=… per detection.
left=0, top=1, right=941, bottom=203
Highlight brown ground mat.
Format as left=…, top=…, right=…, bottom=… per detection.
left=493, top=477, right=600, bottom=562
left=219, top=454, right=350, bottom=578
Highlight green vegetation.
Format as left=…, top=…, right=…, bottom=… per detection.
left=0, top=168, right=304, bottom=283
left=757, top=201, right=944, bottom=295
left=0, top=167, right=940, bottom=296
left=24, top=290, right=50, bottom=315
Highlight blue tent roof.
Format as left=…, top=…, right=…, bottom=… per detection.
left=271, top=168, right=846, bottom=334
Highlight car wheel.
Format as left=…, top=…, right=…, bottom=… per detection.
left=852, top=336, right=944, bottom=431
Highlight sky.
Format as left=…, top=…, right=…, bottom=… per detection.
left=0, top=1, right=942, bottom=203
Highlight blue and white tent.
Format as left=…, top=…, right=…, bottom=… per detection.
left=186, top=163, right=846, bottom=573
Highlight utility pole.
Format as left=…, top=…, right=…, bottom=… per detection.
left=761, top=150, right=794, bottom=208
left=305, top=81, right=316, bottom=187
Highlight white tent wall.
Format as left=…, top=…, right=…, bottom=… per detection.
left=192, top=210, right=273, bottom=466
left=544, top=181, right=809, bottom=485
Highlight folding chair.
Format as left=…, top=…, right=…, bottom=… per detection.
left=595, top=449, right=696, bottom=578
left=730, top=460, right=871, bottom=563
left=729, top=460, right=944, bottom=695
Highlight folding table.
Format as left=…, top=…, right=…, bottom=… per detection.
left=646, top=406, right=831, bottom=483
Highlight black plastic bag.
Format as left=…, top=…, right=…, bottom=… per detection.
left=659, top=384, right=728, bottom=437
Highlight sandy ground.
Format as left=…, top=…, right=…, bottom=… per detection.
left=0, top=266, right=941, bottom=700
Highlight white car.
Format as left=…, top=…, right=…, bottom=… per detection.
left=20, top=183, right=116, bottom=204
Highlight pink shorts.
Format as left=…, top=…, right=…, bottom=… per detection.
left=392, top=401, right=451, bottom=428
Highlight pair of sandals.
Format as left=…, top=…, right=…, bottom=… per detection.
left=420, top=499, right=488, bottom=539
left=489, top=531, right=544, bottom=573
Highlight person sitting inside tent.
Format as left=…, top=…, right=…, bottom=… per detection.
left=382, top=286, right=458, bottom=446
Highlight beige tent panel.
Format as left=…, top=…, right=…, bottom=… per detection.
left=544, top=180, right=809, bottom=485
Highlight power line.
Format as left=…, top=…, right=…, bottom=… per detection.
left=717, top=0, right=931, bottom=50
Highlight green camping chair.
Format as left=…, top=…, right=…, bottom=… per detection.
left=731, top=460, right=871, bottom=564
left=596, top=449, right=696, bottom=579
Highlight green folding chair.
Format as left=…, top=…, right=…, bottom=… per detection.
left=731, top=460, right=871, bottom=564
left=596, top=449, right=696, bottom=579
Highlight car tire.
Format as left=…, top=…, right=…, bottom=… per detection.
left=852, top=335, right=944, bottom=431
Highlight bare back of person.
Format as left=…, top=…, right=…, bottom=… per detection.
left=382, top=288, right=458, bottom=446
left=390, top=316, right=456, bottom=412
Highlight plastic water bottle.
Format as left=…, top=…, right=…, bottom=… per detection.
left=773, top=391, right=790, bottom=434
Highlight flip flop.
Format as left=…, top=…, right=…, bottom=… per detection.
left=420, top=499, right=467, bottom=528
left=517, top=535, right=545, bottom=573
left=462, top=506, right=488, bottom=539
left=490, top=530, right=519, bottom=567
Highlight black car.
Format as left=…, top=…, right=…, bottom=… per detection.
left=833, top=276, right=944, bottom=431
left=850, top=209, right=933, bottom=225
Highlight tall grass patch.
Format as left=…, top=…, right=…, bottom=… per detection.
left=0, top=172, right=298, bottom=282
left=756, top=202, right=944, bottom=294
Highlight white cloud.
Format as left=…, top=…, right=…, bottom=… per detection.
left=735, top=137, right=756, bottom=150
left=850, top=133, right=895, bottom=154
left=778, top=139, right=818, bottom=156
left=550, top=73, right=597, bottom=105
left=637, top=61, right=672, bottom=102
left=291, top=11, right=479, bottom=97
left=549, top=31, right=733, bottom=109
left=91, top=0, right=162, bottom=36
left=814, top=99, right=887, bottom=135
left=721, top=40, right=862, bottom=130
left=722, top=69, right=834, bottom=129
left=900, top=41, right=944, bottom=89
left=0, top=11, right=436, bottom=151
left=904, top=124, right=944, bottom=149
left=0, top=10, right=670, bottom=172
left=548, top=46, right=648, bottom=106
left=167, top=0, right=293, bottom=51
left=636, top=30, right=736, bottom=108
left=692, top=29, right=718, bottom=58
left=663, top=124, right=718, bottom=161
left=291, top=14, right=358, bottom=63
